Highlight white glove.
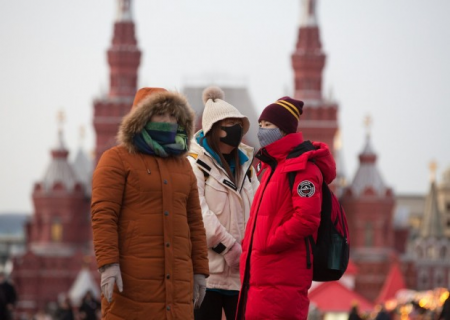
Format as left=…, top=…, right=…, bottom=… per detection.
left=193, top=274, right=206, bottom=309
left=224, top=242, right=242, bottom=271
left=99, top=263, right=123, bottom=303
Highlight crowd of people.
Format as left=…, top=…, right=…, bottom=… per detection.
left=16, top=291, right=100, bottom=320
left=2, top=269, right=101, bottom=320
left=0, top=272, right=17, bottom=320
left=346, top=292, right=450, bottom=320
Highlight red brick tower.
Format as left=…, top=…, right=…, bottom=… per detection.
left=93, top=0, right=141, bottom=163
left=13, top=123, right=94, bottom=314
left=340, top=121, right=396, bottom=302
left=292, top=0, right=338, bottom=152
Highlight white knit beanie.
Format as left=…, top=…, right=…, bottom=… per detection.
left=201, top=86, right=250, bottom=136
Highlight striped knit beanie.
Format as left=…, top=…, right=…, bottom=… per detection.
left=258, top=96, right=304, bottom=134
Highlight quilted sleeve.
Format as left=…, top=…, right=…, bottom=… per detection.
left=91, top=148, right=126, bottom=268
left=186, top=164, right=210, bottom=276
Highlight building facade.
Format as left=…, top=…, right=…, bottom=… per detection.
left=293, top=0, right=339, bottom=154
left=12, top=130, right=95, bottom=313
left=12, top=0, right=140, bottom=315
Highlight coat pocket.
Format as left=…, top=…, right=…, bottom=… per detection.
left=205, top=179, right=228, bottom=215
left=208, top=249, right=225, bottom=274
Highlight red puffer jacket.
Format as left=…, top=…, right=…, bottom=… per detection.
left=237, top=133, right=336, bottom=320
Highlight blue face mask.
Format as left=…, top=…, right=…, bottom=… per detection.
left=257, top=127, right=284, bottom=148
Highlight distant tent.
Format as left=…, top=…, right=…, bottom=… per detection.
left=375, top=259, right=407, bottom=304
left=68, top=267, right=100, bottom=306
left=309, top=281, right=374, bottom=313
left=345, top=259, right=358, bottom=276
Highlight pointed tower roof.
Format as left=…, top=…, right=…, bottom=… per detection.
left=440, top=166, right=450, bottom=188
left=73, top=150, right=92, bottom=195
left=94, top=0, right=141, bottom=163
left=72, top=127, right=93, bottom=196
left=292, top=0, right=325, bottom=102
left=301, top=0, right=318, bottom=27
left=107, top=0, right=141, bottom=98
left=350, top=117, right=389, bottom=197
left=420, top=163, right=444, bottom=238
left=68, top=267, right=100, bottom=306
left=116, top=0, right=132, bottom=22
left=41, top=121, right=79, bottom=192
left=350, top=134, right=387, bottom=196
left=334, top=129, right=347, bottom=196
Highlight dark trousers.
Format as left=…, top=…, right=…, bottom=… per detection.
left=194, top=290, right=239, bottom=320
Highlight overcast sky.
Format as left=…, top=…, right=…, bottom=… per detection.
left=1, top=0, right=450, bottom=213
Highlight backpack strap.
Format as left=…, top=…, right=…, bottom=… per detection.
left=188, top=152, right=210, bottom=181
left=190, top=152, right=255, bottom=184
left=287, top=140, right=316, bottom=191
left=286, top=140, right=315, bottom=160
left=246, top=166, right=253, bottom=183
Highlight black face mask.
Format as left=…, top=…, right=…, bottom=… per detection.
left=220, top=124, right=243, bottom=147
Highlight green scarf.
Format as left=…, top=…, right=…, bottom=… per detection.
left=133, top=122, right=188, bottom=157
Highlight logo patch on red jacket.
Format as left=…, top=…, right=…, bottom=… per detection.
left=297, top=180, right=315, bottom=197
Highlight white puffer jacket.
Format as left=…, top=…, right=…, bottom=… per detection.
left=188, top=131, right=259, bottom=291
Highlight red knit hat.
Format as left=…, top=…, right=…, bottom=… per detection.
left=258, top=96, right=304, bottom=134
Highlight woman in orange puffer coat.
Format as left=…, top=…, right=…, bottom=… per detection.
left=91, top=87, right=209, bottom=320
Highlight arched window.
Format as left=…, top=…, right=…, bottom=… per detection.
left=416, top=246, right=424, bottom=259
left=440, top=246, right=447, bottom=260
left=448, top=270, right=450, bottom=288
left=434, top=269, right=444, bottom=288
left=419, top=270, right=429, bottom=291
left=51, top=217, right=63, bottom=242
left=427, top=246, right=437, bottom=259
left=365, top=222, right=374, bottom=247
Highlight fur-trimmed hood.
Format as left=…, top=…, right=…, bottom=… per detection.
left=117, top=90, right=195, bottom=156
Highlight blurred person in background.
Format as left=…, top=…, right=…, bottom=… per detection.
left=78, top=290, right=100, bottom=320
left=374, top=305, right=391, bottom=320
left=348, top=304, right=362, bottom=320
left=0, top=272, right=17, bottom=320
left=439, top=290, right=450, bottom=320
left=33, top=309, right=52, bottom=320
left=55, top=296, right=74, bottom=320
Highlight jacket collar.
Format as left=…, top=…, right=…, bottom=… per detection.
left=256, top=133, right=336, bottom=185
left=190, top=130, right=255, bottom=192
left=258, top=132, right=304, bottom=162
left=191, top=130, right=254, bottom=165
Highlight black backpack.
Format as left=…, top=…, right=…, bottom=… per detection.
left=287, top=140, right=350, bottom=282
